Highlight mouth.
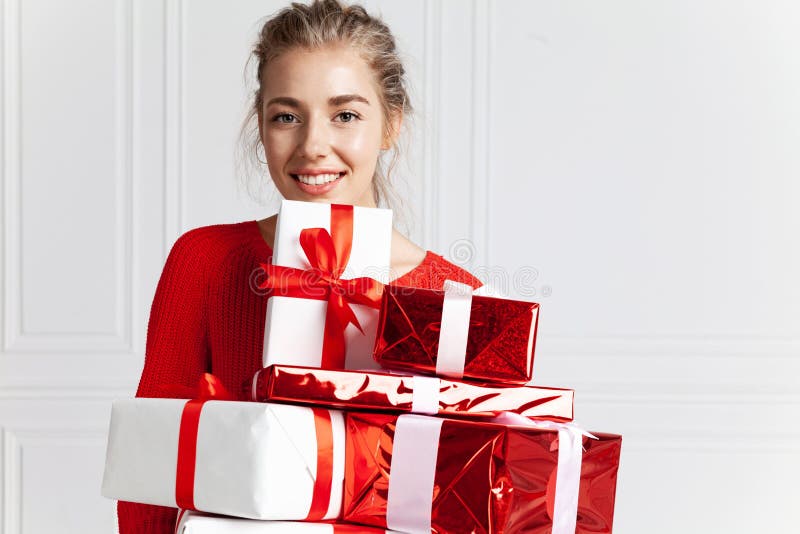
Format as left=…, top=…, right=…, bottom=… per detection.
left=290, top=171, right=346, bottom=195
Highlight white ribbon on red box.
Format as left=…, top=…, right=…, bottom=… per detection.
left=495, top=412, right=598, bottom=534
left=434, top=280, right=475, bottom=378
left=385, top=415, right=443, bottom=533
left=409, top=375, right=441, bottom=415
left=385, top=412, right=596, bottom=534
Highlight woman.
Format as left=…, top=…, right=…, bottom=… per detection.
left=117, top=1, right=485, bottom=531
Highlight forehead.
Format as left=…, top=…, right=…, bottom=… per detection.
left=261, top=45, right=379, bottom=103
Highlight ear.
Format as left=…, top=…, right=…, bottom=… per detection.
left=382, top=111, right=403, bottom=150
left=257, top=107, right=264, bottom=141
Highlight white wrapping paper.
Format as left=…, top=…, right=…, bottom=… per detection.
left=263, top=200, right=392, bottom=371
left=101, top=399, right=345, bottom=520
left=175, top=510, right=401, bottom=533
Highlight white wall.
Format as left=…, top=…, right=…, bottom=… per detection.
left=1, top=1, right=798, bottom=532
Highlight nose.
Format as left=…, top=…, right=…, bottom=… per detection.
left=297, top=116, right=330, bottom=159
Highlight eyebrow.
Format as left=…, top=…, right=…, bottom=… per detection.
left=265, top=94, right=371, bottom=108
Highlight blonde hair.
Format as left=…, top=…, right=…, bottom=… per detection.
left=236, top=0, right=414, bottom=226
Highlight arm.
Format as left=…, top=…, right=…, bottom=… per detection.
left=117, top=230, right=211, bottom=534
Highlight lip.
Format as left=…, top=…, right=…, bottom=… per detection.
left=290, top=168, right=346, bottom=176
left=290, top=171, right=346, bottom=196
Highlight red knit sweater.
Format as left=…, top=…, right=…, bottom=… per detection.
left=116, top=220, right=483, bottom=533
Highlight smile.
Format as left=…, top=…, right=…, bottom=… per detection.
left=291, top=172, right=345, bottom=185
left=290, top=171, right=346, bottom=195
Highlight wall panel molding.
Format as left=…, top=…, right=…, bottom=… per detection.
left=0, top=425, right=109, bottom=533
left=623, top=437, right=800, bottom=453
left=539, top=336, right=800, bottom=358
left=3, top=0, right=134, bottom=354
left=1, top=0, right=21, bottom=354
left=430, top=0, right=494, bottom=270
left=578, top=390, right=800, bottom=405
left=534, top=344, right=800, bottom=394
left=0, top=2, right=796, bottom=532
left=1, top=429, right=20, bottom=534
left=421, top=0, right=442, bottom=253
left=113, top=0, right=135, bottom=355
left=470, top=0, right=491, bottom=270
left=163, top=0, right=186, bottom=254
left=0, top=353, right=141, bottom=398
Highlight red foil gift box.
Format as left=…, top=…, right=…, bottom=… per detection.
left=343, top=412, right=621, bottom=534
left=373, top=283, right=539, bottom=384
left=249, top=365, right=574, bottom=421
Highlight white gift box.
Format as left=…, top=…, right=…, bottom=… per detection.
left=175, top=510, right=400, bottom=533
left=263, top=200, right=392, bottom=371
left=101, top=399, right=345, bottom=520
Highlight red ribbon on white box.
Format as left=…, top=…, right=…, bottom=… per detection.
left=259, top=204, right=384, bottom=370
left=385, top=412, right=596, bottom=534
left=435, top=280, right=474, bottom=378
left=173, top=375, right=337, bottom=520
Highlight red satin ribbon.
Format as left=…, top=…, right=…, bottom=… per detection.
left=258, top=204, right=384, bottom=369
left=332, top=525, right=370, bottom=533
left=307, top=408, right=335, bottom=520
left=175, top=399, right=203, bottom=510
left=174, top=375, right=335, bottom=519
left=175, top=374, right=235, bottom=511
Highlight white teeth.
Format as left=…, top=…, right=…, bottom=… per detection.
left=296, top=173, right=341, bottom=185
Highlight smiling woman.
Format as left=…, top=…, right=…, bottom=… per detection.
left=238, top=0, right=409, bottom=217
left=234, top=0, right=472, bottom=281
left=257, top=45, right=394, bottom=206
left=115, top=1, right=486, bottom=532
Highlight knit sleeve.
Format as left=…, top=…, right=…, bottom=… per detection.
left=391, top=251, right=485, bottom=291
left=117, top=229, right=212, bottom=534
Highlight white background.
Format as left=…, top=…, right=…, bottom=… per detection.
left=1, top=0, right=799, bottom=532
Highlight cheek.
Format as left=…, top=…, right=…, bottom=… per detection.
left=338, top=124, right=383, bottom=163
left=263, top=130, right=293, bottom=161
left=262, top=133, right=292, bottom=187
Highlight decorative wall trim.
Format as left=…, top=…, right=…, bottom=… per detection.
left=532, top=341, right=800, bottom=396
left=421, top=0, right=443, bottom=253
left=0, top=352, right=141, bottom=398
left=4, top=0, right=23, bottom=348
left=0, top=385, right=135, bottom=400
left=471, top=0, right=492, bottom=270
left=1, top=0, right=20, bottom=354
left=163, top=0, right=187, bottom=256
left=622, top=436, right=800, bottom=453
left=115, top=0, right=134, bottom=353
left=577, top=390, right=800, bottom=405
left=539, top=336, right=800, bottom=358
left=3, top=0, right=134, bottom=353
left=1, top=429, right=20, bottom=534
left=0, top=426, right=109, bottom=532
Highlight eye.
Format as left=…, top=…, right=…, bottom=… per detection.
left=336, top=111, right=360, bottom=123
left=272, top=113, right=297, bottom=124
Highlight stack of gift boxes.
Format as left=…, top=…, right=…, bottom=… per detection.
left=102, top=200, right=622, bottom=534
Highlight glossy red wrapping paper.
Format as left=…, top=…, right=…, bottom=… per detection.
left=373, top=285, right=539, bottom=384
left=343, top=412, right=621, bottom=534
left=249, top=365, right=574, bottom=421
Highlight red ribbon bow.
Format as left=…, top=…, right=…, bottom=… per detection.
left=258, top=204, right=384, bottom=369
